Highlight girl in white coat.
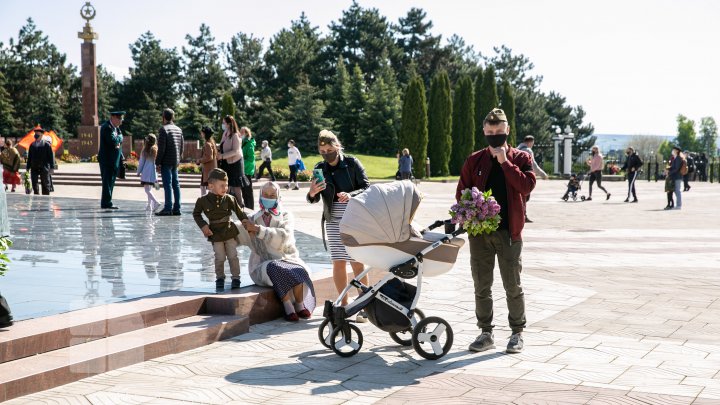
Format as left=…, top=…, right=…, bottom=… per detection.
left=236, top=181, right=316, bottom=321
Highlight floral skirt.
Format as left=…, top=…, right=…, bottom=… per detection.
left=265, top=260, right=316, bottom=313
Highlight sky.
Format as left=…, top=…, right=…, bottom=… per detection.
left=1, top=0, right=719, bottom=136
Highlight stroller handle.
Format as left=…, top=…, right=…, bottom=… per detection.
left=424, top=219, right=467, bottom=237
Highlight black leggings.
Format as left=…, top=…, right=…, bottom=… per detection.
left=588, top=170, right=608, bottom=197
left=289, top=165, right=298, bottom=183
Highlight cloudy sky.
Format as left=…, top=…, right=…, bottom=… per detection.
left=1, top=0, right=718, bottom=135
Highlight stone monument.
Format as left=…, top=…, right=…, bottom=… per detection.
left=76, top=2, right=100, bottom=158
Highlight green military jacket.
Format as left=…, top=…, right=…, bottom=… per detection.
left=193, top=193, right=248, bottom=243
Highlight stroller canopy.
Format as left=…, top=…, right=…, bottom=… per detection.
left=340, top=180, right=421, bottom=245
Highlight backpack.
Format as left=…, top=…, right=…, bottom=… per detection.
left=680, top=158, right=688, bottom=176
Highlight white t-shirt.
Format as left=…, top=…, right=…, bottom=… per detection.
left=287, top=146, right=301, bottom=165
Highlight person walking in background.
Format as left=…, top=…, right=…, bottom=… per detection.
left=516, top=135, right=547, bottom=223
left=240, top=126, right=256, bottom=209
left=26, top=127, right=54, bottom=196
left=98, top=111, right=124, bottom=208
left=193, top=168, right=249, bottom=290
left=398, top=148, right=413, bottom=180
left=667, top=146, right=685, bottom=210
left=1, top=139, right=21, bottom=192
left=621, top=146, right=642, bottom=203
left=307, top=130, right=371, bottom=322
left=585, top=146, right=611, bottom=201
left=137, top=134, right=161, bottom=211
left=217, top=115, right=248, bottom=205
left=255, top=140, right=275, bottom=181
left=286, top=139, right=301, bottom=190
left=696, top=153, right=708, bottom=182
left=456, top=108, right=536, bottom=354
left=683, top=150, right=694, bottom=191
left=197, top=126, right=217, bottom=196
left=155, top=108, right=184, bottom=216
left=664, top=155, right=676, bottom=210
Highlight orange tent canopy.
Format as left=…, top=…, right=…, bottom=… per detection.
left=17, top=125, right=63, bottom=153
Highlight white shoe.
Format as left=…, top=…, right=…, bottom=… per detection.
left=355, top=310, right=368, bottom=323
left=145, top=203, right=152, bottom=210
left=151, top=201, right=161, bottom=211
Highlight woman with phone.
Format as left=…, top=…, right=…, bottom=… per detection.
left=306, top=130, right=371, bottom=322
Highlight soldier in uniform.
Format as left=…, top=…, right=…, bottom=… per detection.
left=193, top=168, right=249, bottom=290
left=98, top=111, right=125, bottom=209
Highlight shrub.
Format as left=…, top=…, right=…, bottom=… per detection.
left=178, top=163, right=200, bottom=174
left=60, top=153, right=81, bottom=163
left=0, top=237, right=12, bottom=276
left=124, top=158, right=138, bottom=171
left=89, top=155, right=98, bottom=163
left=296, top=169, right=312, bottom=182
left=272, top=167, right=289, bottom=180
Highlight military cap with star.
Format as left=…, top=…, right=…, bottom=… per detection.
left=109, top=111, right=126, bottom=117
left=484, top=108, right=508, bottom=123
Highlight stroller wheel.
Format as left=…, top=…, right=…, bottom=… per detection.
left=412, top=316, right=454, bottom=360
left=389, top=308, right=425, bottom=346
left=330, top=324, right=363, bottom=357
left=581, top=196, right=586, bottom=201
left=318, top=318, right=333, bottom=348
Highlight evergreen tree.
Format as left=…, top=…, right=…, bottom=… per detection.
left=674, top=114, right=697, bottom=151
left=698, top=117, right=718, bottom=156
left=224, top=32, right=264, bottom=114
left=450, top=75, right=475, bottom=175
left=473, top=68, right=484, bottom=150
left=500, top=81, right=517, bottom=146
left=476, top=65, right=499, bottom=149
left=399, top=76, right=428, bottom=178
left=97, top=65, right=118, bottom=121
left=251, top=97, right=283, bottom=146
left=545, top=91, right=595, bottom=160
left=362, top=59, right=402, bottom=156
left=220, top=92, right=236, bottom=119
left=395, top=7, right=441, bottom=84
left=0, top=71, right=18, bottom=136
left=131, top=94, right=161, bottom=139
left=324, top=57, right=350, bottom=139
left=346, top=64, right=367, bottom=149
left=281, top=76, right=333, bottom=151
left=427, top=70, right=452, bottom=176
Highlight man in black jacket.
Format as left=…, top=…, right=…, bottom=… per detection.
left=98, top=111, right=124, bottom=209
left=155, top=108, right=184, bottom=216
left=683, top=151, right=694, bottom=191
left=621, top=146, right=642, bottom=203
left=26, top=128, right=54, bottom=195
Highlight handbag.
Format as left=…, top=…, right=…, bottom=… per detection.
left=118, top=155, right=127, bottom=180
left=296, top=158, right=305, bottom=171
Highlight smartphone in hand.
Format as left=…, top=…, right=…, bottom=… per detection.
left=313, top=168, right=324, bottom=183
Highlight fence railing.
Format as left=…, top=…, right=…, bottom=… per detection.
left=643, top=156, right=720, bottom=183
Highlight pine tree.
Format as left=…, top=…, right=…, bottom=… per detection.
left=0, top=71, right=18, bottom=136
left=183, top=24, right=230, bottom=124
left=450, top=75, right=475, bottom=175
left=346, top=64, right=367, bottom=149
left=324, top=57, right=350, bottom=139
left=399, top=76, right=428, bottom=178
left=281, top=76, right=333, bottom=152
left=476, top=65, right=499, bottom=149
left=501, top=81, right=517, bottom=146
left=426, top=71, right=452, bottom=176
left=220, top=92, right=236, bottom=119
left=473, top=68, right=484, bottom=150
left=361, top=52, right=401, bottom=155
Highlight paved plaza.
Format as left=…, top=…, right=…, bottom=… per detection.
left=3, top=178, right=720, bottom=404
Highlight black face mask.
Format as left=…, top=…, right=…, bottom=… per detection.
left=486, top=133, right=508, bottom=148
left=322, top=151, right=338, bottom=163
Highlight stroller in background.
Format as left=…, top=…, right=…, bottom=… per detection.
left=562, top=173, right=587, bottom=201
left=318, top=181, right=466, bottom=360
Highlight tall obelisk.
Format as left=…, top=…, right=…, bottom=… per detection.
left=77, top=2, right=100, bottom=158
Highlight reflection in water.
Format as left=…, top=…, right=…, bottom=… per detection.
left=4, top=195, right=331, bottom=320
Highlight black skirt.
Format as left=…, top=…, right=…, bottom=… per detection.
left=220, top=159, right=248, bottom=188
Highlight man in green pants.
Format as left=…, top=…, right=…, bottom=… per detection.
left=456, top=108, right=537, bottom=354
left=98, top=111, right=125, bottom=209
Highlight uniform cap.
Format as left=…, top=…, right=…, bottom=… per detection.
left=484, top=108, right=507, bottom=123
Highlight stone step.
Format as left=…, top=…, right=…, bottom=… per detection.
left=0, top=314, right=249, bottom=402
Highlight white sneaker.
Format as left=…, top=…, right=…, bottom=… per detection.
left=355, top=310, right=368, bottom=323
left=145, top=203, right=152, bottom=211
left=151, top=201, right=161, bottom=211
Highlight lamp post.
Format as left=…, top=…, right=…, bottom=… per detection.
left=562, top=125, right=574, bottom=176
left=552, top=127, right=562, bottom=175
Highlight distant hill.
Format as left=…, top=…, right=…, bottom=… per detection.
left=593, top=134, right=673, bottom=153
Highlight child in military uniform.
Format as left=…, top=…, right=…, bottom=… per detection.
left=193, top=168, right=249, bottom=289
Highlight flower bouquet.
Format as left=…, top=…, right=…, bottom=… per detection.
left=22, top=171, right=31, bottom=194
left=449, top=187, right=502, bottom=236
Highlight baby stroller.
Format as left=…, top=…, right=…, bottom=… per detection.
left=562, top=173, right=587, bottom=201
left=318, top=181, right=466, bottom=360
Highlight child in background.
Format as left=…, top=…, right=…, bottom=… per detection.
left=137, top=134, right=161, bottom=211
left=562, top=174, right=581, bottom=201
left=193, top=168, right=249, bottom=290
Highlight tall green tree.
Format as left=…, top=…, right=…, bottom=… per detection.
left=0, top=71, right=18, bottom=136
left=545, top=92, right=595, bottom=160
left=698, top=117, right=718, bottom=156
left=427, top=70, right=452, bottom=176
left=251, top=97, right=283, bottom=145
left=475, top=65, right=499, bottom=149
left=362, top=57, right=402, bottom=156
left=674, top=114, right=697, bottom=151
left=224, top=32, right=264, bottom=115
left=345, top=64, right=367, bottom=149
left=399, top=76, right=428, bottom=178
left=96, top=65, right=118, bottom=120
left=395, top=7, right=441, bottom=84
left=500, top=80, right=517, bottom=146
left=450, top=75, right=475, bottom=175
left=473, top=68, right=484, bottom=150
left=281, top=76, right=333, bottom=152
left=324, top=57, right=350, bottom=140
left=220, top=92, right=236, bottom=119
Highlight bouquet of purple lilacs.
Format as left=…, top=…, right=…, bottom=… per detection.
left=449, top=187, right=501, bottom=236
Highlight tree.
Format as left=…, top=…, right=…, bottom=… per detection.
left=361, top=56, right=402, bottom=156
left=473, top=68, right=484, bottom=148
left=251, top=97, right=283, bottom=146
left=545, top=92, right=595, bottom=160
left=426, top=70, right=452, bottom=175
left=625, top=135, right=667, bottom=160
left=280, top=76, right=333, bottom=152
left=674, top=114, right=697, bottom=152
left=476, top=65, right=499, bottom=149
left=450, top=75, right=475, bottom=175
left=398, top=76, right=428, bottom=178
left=500, top=81, right=517, bottom=146
left=345, top=64, right=367, bottom=149
left=220, top=92, right=236, bottom=119
left=395, top=7, right=441, bottom=84
left=324, top=56, right=350, bottom=138
left=698, top=117, right=718, bottom=156
left=0, top=71, right=18, bottom=136
left=224, top=32, right=264, bottom=114
left=96, top=65, right=118, bottom=120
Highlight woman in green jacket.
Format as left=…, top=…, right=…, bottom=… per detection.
left=240, top=126, right=256, bottom=209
